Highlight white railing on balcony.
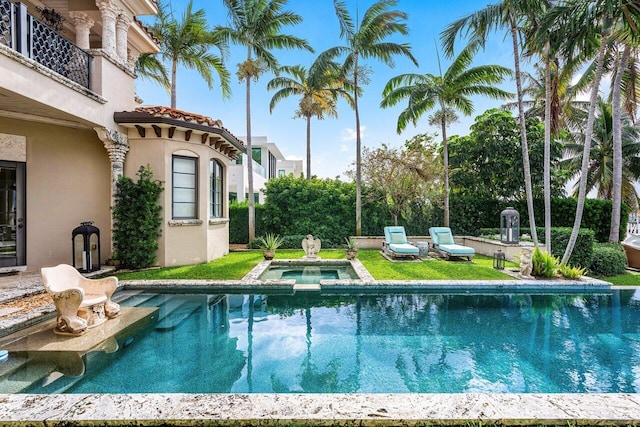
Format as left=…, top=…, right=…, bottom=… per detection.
left=252, top=159, right=266, bottom=178
left=0, top=0, right=91, bottom=88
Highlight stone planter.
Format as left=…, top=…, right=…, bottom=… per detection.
left=262, top=249, right=275, bottom=260
left=345, top=248, right=358, bottom=260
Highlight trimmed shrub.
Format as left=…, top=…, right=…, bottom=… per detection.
left=229, top=202, right=266, bottom=244
left=112, top=166, right=163, bottom=269
left=546, top=228, right=595, bottom=269
left=430, top=196, right=628, bottom=242
left=590, top=244, right=627, bottom=277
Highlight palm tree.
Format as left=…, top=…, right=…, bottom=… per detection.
left=216, top=0, right=313, bottom=241
left=135, top=53, right=171, bottom=93
left=267, top=63, right=354, bottom=180
left=380, top=47, right=512, bottom=227
left=315, top=0, right=418, bottom=236
left=561, top=99, right=640, bottom=214
left=149, top=0, right=231, bottom=108
left=441, top=0, right=548, bottom=247
left=543, top=0, right=639, bottom=263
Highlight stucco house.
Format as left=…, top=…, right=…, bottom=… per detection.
left=0, top=0, right=244, bottom=273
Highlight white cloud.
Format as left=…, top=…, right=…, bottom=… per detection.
left=341, top=126, right=366, bottom=142
left=340, top=144, right=349, bottom=152
left=570, top=71, right=613, bottom=102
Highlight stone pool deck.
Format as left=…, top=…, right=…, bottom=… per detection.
left=1, top=268, right=639, bottom=425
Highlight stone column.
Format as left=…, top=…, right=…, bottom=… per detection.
left=115, top=13, right=131, bottom=64
left=95, top=127, right=129, bottom=252
left=128, top=47, right=140, bottom=71
left=96, top=0, right=118, bottom=58
left=69, top=12, right=94, bottom=50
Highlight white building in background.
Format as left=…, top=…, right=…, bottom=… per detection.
left=228, top=136, right=303, bottom=204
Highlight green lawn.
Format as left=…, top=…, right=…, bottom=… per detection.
left=603, top=270, right=640, bottom=286
left=114, top=249, right=518, bottom=281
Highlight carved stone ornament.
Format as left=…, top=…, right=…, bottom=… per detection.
left=302, top=234, right=321, bottom=259
left=519, top=249, right=534, bottom=279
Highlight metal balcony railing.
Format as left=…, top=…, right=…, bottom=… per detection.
left=0, top=0, right=91, bottom=89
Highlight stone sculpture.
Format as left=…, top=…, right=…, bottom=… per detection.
left=302, top=234, right=321, bottom=259
left=519, top=249, right=533, bottom=279
left=41, top=264, right=121, bottom=335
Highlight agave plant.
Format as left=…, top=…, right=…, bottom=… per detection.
left=255, top=233, right=284, bottom=251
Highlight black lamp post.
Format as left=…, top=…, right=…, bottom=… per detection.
left=500, top=206, right=520, bottom=244
left=72, top=221, right=101, bottom=272
left=493, top=249, right=506, bottom=270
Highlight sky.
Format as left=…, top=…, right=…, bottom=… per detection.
left=135, top=0, right=519, bottom=179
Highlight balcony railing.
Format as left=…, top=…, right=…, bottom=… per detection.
left=0, top=0, right=91, bottom=89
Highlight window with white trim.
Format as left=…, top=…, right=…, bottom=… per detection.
left=172, top=155, right=198, bottom=219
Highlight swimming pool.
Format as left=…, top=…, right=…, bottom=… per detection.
left=258, top=261, right=360, bottom=284
left=2, top=289, right=639, bottom=394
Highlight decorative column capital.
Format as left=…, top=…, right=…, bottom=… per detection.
left=116, top=13, right=132, bottom=29
left=69, top=11, right=95, bottom=29
left=94, top=127, right=129, bottom=163
left=96, top=0, right=119, bottom=19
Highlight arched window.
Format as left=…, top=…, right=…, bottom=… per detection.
left=210, top=159, right=223, bottom=218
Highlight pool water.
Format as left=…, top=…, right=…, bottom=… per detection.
left=259, top=263, right=359, bottom=284
left=6, top=290, right=640, bottom=394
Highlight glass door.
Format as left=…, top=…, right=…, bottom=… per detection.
left=0, top=161, right=25, bottom=267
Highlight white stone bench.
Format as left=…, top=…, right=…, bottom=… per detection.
left=41, top=264, right=120, bottom=335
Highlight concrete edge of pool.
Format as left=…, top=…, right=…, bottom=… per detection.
left=1, top=392, right=640, bottom=425
left=0, top=266, right=635, bottom=426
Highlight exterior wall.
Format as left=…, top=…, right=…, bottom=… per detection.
left=0, top=118, right=112, bottom=271
left=277, top=159, right=303, bottom=177
left=125, top=128, right=231, bottom=267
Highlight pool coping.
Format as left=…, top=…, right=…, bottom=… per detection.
left=1, top=392, right=640, bottom=425
left=1, top=266, right=637, bottom=425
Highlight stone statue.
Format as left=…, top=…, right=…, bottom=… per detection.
left=519, top=249, right=533, bottom=279
left=302, top=234, right=321, bottom=259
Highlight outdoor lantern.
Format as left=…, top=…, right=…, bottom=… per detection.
left=500, top=206, right=520, bottom=244
left=493, top=249, right=506, bottom=270
left=72, top=221, right=101, bottom=272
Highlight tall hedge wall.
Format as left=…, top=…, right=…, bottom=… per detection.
left=428, top=196, right=628, bottom=242
left=228, top=177, right=627, bottom=245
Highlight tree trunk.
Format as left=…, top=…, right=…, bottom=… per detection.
left=306, top=115, right=312, bottom=180
left=510, top=16, right=539, bottom=246
left=609, top=44, right=630, bottom=243
left=354, top=53, right=362, bottom=236
left=544, top=45, right=552, bottom=253
left=171, top=58, right=178, bottom=109
left=562, top=35, right=609, bottom=264
left=441, top=117, right=450, bottom=228
left=246, top=70, right=255, bottom=242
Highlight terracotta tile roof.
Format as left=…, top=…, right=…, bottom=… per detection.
left=134, top=106, right=244, bottom=146
left=133, top=17, right=159, bottom=45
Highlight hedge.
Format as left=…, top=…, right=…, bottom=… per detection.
left=589, top=243, right=627, bottom=277
left=228, top=177, right=628, bottom=246
left=430, top=196, right=628, bottom=242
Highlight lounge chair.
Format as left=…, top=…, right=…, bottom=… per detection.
left=383, top=226, right=419, bottom=259
left=622, top=234, right=640, bottom=269
left=429, top=227, right=475, bottom=261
